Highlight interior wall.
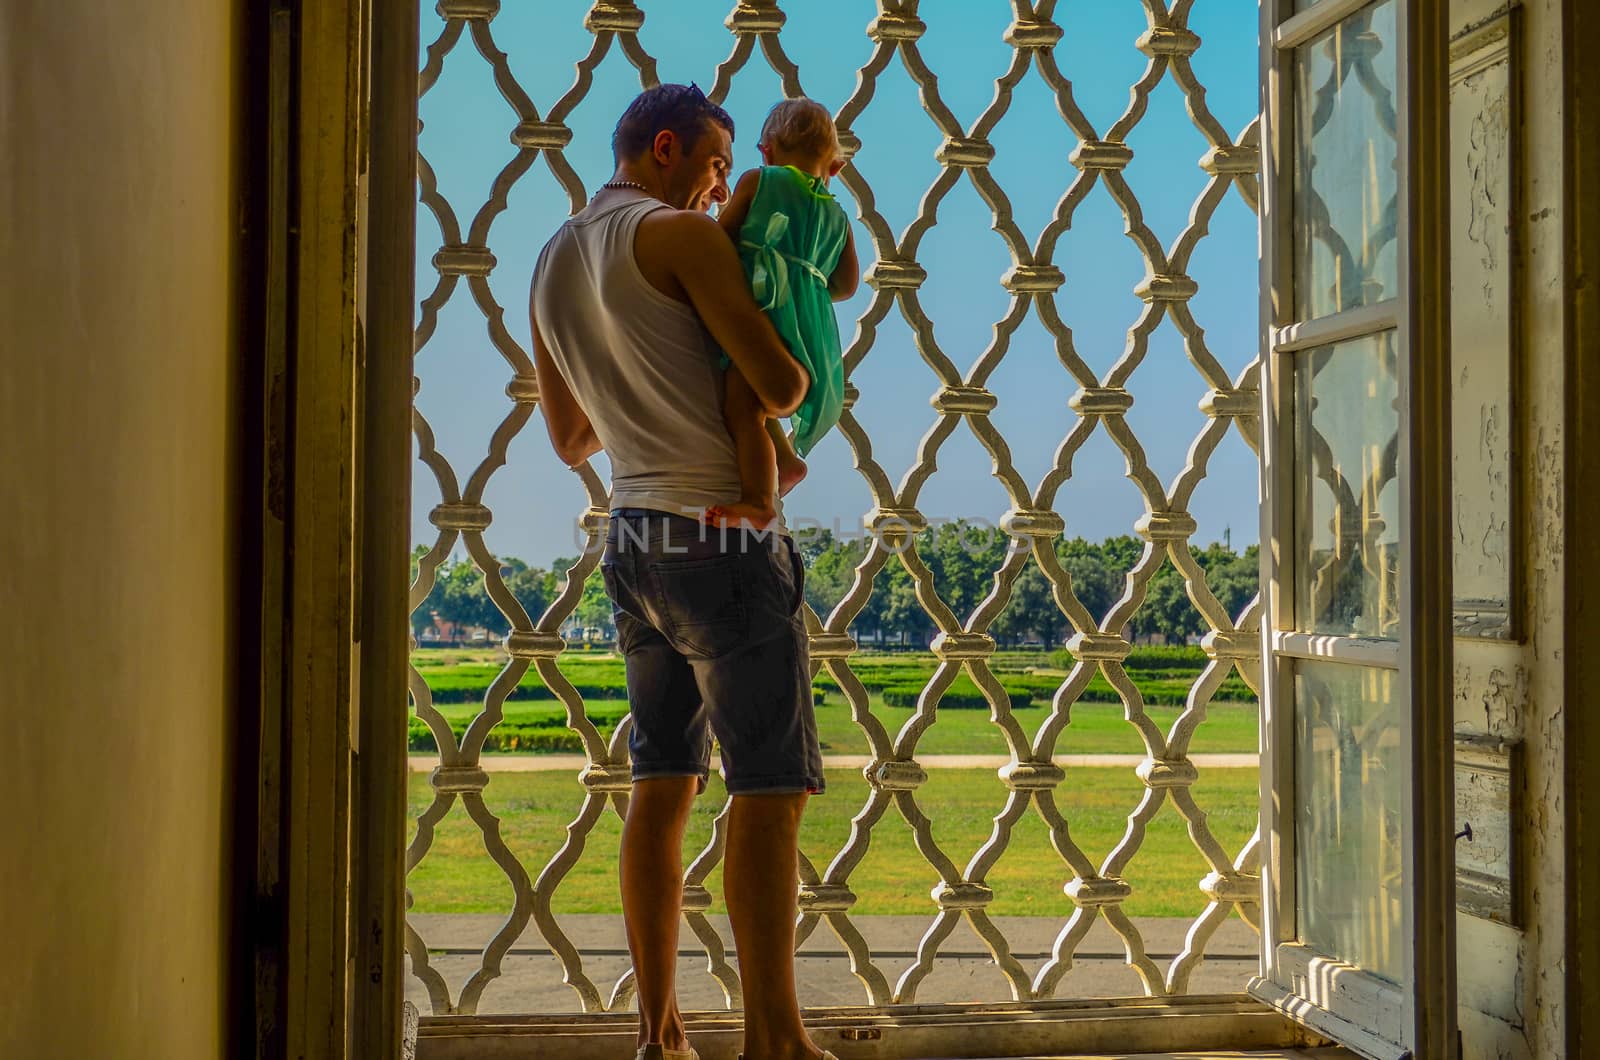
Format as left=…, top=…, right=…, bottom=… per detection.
left=1448, top=0, right=1568, bottom=1056
left=0, top=2, right=243, bottom=1057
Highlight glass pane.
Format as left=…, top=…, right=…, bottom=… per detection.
left=1293, top=0, right=1399, bottom=319
left=1295, top=661, right=1404, bottom=983
left=1293, top=331, right=1401, bottom=636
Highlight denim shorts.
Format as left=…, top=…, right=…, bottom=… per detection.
left=600, top=509, right=825, bottom=795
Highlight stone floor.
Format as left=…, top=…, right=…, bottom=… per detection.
left=991, top=1053, right=1351, bottom=1059
left=406, top=913, right=1259, bottom=1015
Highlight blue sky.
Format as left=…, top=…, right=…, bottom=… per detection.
left=414, top=1, right=1262, bottom=567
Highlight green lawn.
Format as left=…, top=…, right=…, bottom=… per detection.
left=406, top=766, right=1259, bottom=920
left=810, top=697, right=1257, bottom=756
left=412, top=696, right=1258, bottom=756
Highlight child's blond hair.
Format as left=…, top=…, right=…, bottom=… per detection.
left=759, top=98, right=840, bottom=161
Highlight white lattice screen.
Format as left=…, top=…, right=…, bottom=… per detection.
left=406, top=0, right=1266, bottom=1017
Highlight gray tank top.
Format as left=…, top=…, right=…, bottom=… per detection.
left=531, top=195, right=743, bottom=518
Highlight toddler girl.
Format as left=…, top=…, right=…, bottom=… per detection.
left=706, top=98, right=859, bottom=529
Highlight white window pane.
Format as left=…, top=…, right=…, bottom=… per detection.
left=1294, top=660, right=1404, bottom=983
left=1293, top=331, right=1401, bottom=636
left=1293, top=0, right=1399, bottom=320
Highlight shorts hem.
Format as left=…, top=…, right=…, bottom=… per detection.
left=725, top=774, right=827, bottom=796
left=631, top=763, right=711, bottom=789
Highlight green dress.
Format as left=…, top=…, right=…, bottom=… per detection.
left=735, top=165, right=850, bottom=457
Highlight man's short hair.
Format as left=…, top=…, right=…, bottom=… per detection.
left=758, top=98, right=839, bottom=159
left=612, top=83, right=734, bottom=162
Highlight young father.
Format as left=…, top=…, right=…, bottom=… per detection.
left=529, top=84, right=833, bottom=1060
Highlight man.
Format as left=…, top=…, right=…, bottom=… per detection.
left=528, top=84, right=834, bottom=1060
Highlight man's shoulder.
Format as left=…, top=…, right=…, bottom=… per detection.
left=636, top=204, right=720, bottom=239
left=532, top=204, right=620, bottom=283
left=534, top=216, right=578, bottom=263
left=530, top=222, right=573, bottom=300
left=539, top=197, right=654, bottom=252
left=633, top=206, right=725, bottom=271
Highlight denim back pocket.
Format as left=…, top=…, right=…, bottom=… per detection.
left=649, top=553, right=750, bottom=659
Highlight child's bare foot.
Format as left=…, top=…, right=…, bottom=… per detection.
left=777, top=454, right=808, bottom=497
left=704, top=500, right=778, bottom=530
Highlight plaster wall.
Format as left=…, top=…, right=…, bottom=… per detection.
left=1447, top=1, right=1568, bottom=1056
left=0, top=2, right=243, bottom=1056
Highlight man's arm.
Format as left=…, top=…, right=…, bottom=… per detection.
left=652, top=211, right=808, bottom=418
left=529, top=308, right=602, bottom=467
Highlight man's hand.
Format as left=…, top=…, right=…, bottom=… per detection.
left=636, top=210, right=808, bottom=418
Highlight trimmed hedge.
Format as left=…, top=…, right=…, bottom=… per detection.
left=1122, top=645, right=1211, bottom=670
left=1048, top=645, right=1211, bottom=671
left=418, top=668, right=631, bottom=704
left=881, top=686, right=1034, bottom=710
left=425, top=675, right=1255, bottom=710
left=408, top=722, right=588, bottom=753
left=412, top=649, right=1256, bottom=731
left=816, top=666, right=1253, bottom=700
left=408, top=706, right=630, bottom=754
left=1071, top=674, right=1255, bottom=706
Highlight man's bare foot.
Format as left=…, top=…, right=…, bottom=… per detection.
left=776, top=455, right=808, bottom=498
left=704, top=500, right=778, bottom=530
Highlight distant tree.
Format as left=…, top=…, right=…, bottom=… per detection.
left=924, top=520, right=1008, bottom=623
left=543, top=557, right=576, bottom=603
left=1097, top=534, right=1146, bottom=580
left=1130, top=561, right=1205, bottom=643
left=573, top=573, right=615, bottom=638
left=534, top=558, right=615, bottom=639
left=1195, top=542, right=1260, bottom=622
left=851, top=558, right=887, bottom=644
left=991, top=562, right=1066, bottom=647
left=407, top=552, right=555, bottom=640
left=410, top=545, right=440, bottom=637
left=1055, top=541, right=1118, bottom=626
left=879, top=562, right=932, bottom=646
left=417, top=558, right=503, bottom=639
left=450, top=531, right=1261, bottom=649
left=794, top=525, right=839, bottom=567
left=800, top=529, right=867, bottom=624
left=500, top=557, right=552, bottom=627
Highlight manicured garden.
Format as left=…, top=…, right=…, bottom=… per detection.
left=405, top=766, right=1260, bottom=919
left=408, top=647, right=1260, bottom=756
